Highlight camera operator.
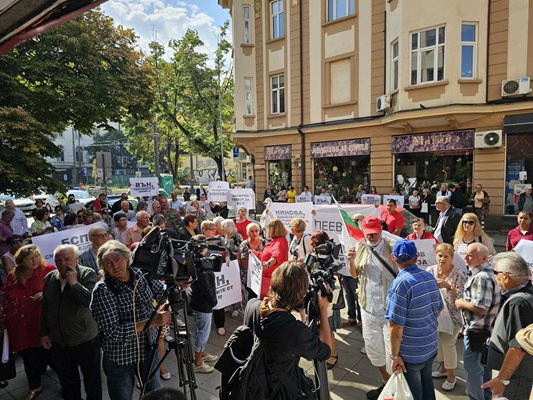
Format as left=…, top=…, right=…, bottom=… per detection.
left=188, top=234, right=219, bottom=374
left=247, top=261, right=332, bottom=397
left=90, top=240, right=170, bottom=400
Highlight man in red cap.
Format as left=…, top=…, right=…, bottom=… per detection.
left=347, top=215, right=399, bottom=400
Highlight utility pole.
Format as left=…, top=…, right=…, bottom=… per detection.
left=217, top=28, right=225, bottom=182
left=71, top=127, right=77, bottom=187
left=153, top=122, right=160, bottom=179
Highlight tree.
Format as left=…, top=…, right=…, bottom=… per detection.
left=0, top=9, right=154, bottom=195
left=85, top=128, right=137, bottom=170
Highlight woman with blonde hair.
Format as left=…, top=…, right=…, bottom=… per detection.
left=453, top=212, right=496, bottom=257
left=260, top=219, right=289, bottom=298
left=289, top=218, right=311, bottom=262
left=427, top=243, right=465, bottom=391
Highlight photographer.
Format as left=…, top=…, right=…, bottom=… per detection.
left=90, top=240, right=170, bottom=400
left=189, top=234, right=219, bottom=374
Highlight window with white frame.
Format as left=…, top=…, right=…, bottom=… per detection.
left=271, top=0, right=284, bottom=39
left=244, top=77, right=253, bottom=115
left=271, top=74, right=285, bottom=114
left=461, top=23, right=477, bottom=79
left=243, top=5, right=251, bottom=44
left=327, top=0, right=355, bottom=22
left=391, top=39, right=399, bottom=91
left=410, top=26, right=445, bottom=85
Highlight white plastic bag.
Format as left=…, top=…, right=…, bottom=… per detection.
left=437, top=290, right=454, bottom=335
left=377, top=372, right=414, bottom=400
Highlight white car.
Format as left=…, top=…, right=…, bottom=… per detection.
left=0, top=194, right=36, bottom=217
left=45, top=190, right=95, bottom=211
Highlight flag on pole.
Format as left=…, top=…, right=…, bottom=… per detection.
left=333, top=198, right=365, bottom=241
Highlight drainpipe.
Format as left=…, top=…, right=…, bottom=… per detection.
left=485, top=0, right=491, bottom=104
left=298, top=0, right=306, bottom=187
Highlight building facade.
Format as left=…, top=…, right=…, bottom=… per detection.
left=220, top=0, right=533, bottom=222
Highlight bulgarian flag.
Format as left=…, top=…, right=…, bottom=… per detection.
left=334, top=198, right=365, bottom=241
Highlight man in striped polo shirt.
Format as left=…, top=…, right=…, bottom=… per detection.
left=385, top=239, right=443, bottom=400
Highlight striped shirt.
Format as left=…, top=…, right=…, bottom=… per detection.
left=385, top=265, right=443, bottom=364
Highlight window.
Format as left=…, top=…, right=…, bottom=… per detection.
left=327, top=0, right=355, bottom=22
left=391, top=40, right=399, bottom=91
left=57, top=145, right=64, bottom=162
left=76, top=146, right=83, bottom=163
left=410, top=26, right=445, bottom=85
left=271, top=0, right=284, bottom=40
left=243, top=5, right=251, bottom=44
left=329, top=58, right=352, bottom=104
left=461, top=23, right=477, bottom=79
left=271, top=74, right=285, bottom=114
left=244, top=77, right=253, bottom=115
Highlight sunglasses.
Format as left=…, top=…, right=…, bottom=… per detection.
left=462, top=220, right=475, bottom=225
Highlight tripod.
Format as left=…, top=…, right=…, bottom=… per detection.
left=138, top=282, right=197, bottom=400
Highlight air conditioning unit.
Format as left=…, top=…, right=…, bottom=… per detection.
left=376, top=95, right=390, bottom=112
left=475, top=130, right=503, bottom=149
left=501, top=77, right=531, bottom=97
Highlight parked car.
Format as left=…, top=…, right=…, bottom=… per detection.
left=44, top=190, right=95, bottom=211
left=0, top=194, right=36, bottom=217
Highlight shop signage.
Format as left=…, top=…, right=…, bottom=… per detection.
left=392, top=130, right=474, bottom=153
left=264, top=144, right=291, bottom=161
left=310, top=138, right=370, bottom=158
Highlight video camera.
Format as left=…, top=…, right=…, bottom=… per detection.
left=132, top=227, right=224, bottom=281
left=303, top=240, right=343, bottom=303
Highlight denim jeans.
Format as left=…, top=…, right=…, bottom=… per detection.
left=102, top=352, right=160, bottom=400
left=342, top=275, right=361, bottom=322
left=403, top=356, right=436, bottom=400
left=194, top=311, right=212, bottom=353
left=463, top=335, right=491, bottom=400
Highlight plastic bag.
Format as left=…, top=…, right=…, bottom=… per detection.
left=437, top=290, right=454, bottom=335
left=377, top=372, right=414, bottom=400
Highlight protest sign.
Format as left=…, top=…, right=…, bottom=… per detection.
left=268, top=202, right=315, bottom=234
left=208, top=181, right=230, bottom=202
left=296, top=193, right=313, bottom=203
left=514, top=240, right=533, bottom=270
left=32, top=223, right=106, bottom=265
left=209, top=181, right=230, bottom=190
left=313, top=204, right=379, bottom=242
left=314, top=195, right=332, bottom=205
left=247, top=252, right=263, bottom=296
left=129, top=177, right=159, bottom=197
left=213, top=260, right=242, bottom=310
left=383, top=195, right=405, bottom=207
left=227, top=189, right=256, bottom=210
left=411, top=239, right=437, bottom=269
left=361, top=194, right=381, bottom=205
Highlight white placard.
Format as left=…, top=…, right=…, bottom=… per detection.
left=213, top=260, right=242, bottom=310
left=209, top=181, right=230, bottom=190
left=31, top=222, right=107, bottom=265
left=411, top=239, right=437, bottom=269
left=313, top=204, right=379, bottom=242
left=519, top=171, right=528, bottom=181
left=383, top=195, right=405, bottom=207
left=268, top=202, right=315, bottom=234
left=515, top=240, right=533, bottom=271
left=361, top=194, right=381, bottom=205
left=129, top=177, right=159, bottom=197
left=247, top=252, right=263, bottom=296
left=227, top=189, right=256, bottom=210
left=296, top=193, right=313, bottom=203
left=208, top=181, right=230, bottom=202
left=314, top=195, right=332, bottom=205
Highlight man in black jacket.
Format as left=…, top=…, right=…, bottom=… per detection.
left=433, top=196, right=461, bottom=244
left=450, top=185, right=468, bottom=215
left=40, top=244, right=101, bottom=400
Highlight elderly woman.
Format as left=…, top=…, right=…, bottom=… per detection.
left=427, top=243, right=465, bottom=391
left=31, top=209, right=54, bottom=236
left=453, top=212, right=496, bottom=257
left=239, top=223, right=267, bottom=301
left=289, top=218, right=311, bottom=262
left=50, top=205, right=65, bottom=231
left=235, top=207, right=252, bottom=240
left=1, top=234, right=22, bottom=275
left=90, top=240, right=169, bottom=400
left=506, top=210, right=533, bottom=251
left=260, top=219, right=289, bottom=298
left=406, top=218, right=436, bottom=241
left=223, top=219, right=244, bottom=319
left=1, top=245, right=55, bottom=399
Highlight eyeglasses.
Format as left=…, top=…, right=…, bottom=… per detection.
left=494, top=270, right=511, bottom=276
left=462, top=220, right=475, bottom=225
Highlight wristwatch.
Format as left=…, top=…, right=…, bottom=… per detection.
left=496, top=376, right=510, bottom=385
left=391, top=354, right=401, bottom=360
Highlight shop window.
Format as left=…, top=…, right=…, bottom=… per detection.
left=391, top=39, right=399, bottom=91
left=329, top=58, right=352, bottom=104
left=271, top=74, right=285, bottom=114
left=327, top=0, right=355, bottom=22
left=461, top=23, right=477, bottom=79
left=410, top=26, right=445, bottom=85
left=313, top=156, right=370, bottom=200
left=268, top=160, right=291, bottom=189
left=244, top=77, right=253, bottom=115
left=271, top=0, right=285, bottom=40
left=505, top=134, right=533, bottom=214
left=243, top=5, right=252, bottom=44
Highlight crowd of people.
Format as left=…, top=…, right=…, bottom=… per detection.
left=0, top=183, right=532, bottom=400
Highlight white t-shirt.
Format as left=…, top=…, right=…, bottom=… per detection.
left=364, top=239, right=386, bottom=316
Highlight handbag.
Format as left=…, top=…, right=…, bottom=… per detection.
left=437, top=290, right=454, bottom=335
left=466, top=327, right=491, bottom=352
left=377, top=372, right=414, bottom=400
left=332, top=284, right=345, bottom=311
left=0, top=330, right=15, bottom=381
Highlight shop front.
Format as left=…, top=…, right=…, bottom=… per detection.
left=310, top=138, right=370, bottom=200
left=392, top=130, right=474, bottom=197
left=265, top=144, right=292, bottom=190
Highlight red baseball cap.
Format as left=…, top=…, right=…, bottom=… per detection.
left=361, top=216, right=382, bottom=234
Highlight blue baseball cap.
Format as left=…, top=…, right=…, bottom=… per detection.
left=392, top=239, right=417, bottom=262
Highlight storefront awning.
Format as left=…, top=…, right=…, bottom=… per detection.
left=503, top=113, right=533, bottom=134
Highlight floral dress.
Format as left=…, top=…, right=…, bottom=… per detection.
left=426, top=265, right=466, bottom=326
left=237, top=237, right=266, bottom=311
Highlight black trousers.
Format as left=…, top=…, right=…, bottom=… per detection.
left=50, top=338, right=102, bottom=400
left=213, top=308, right=225, bottom=329
left=18, top=347, right=49, bottom=390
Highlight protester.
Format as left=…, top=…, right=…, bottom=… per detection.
left=346, top=215, right=397, bottom=400
left=506, top=210, right=533, bottom=251
left=195, top=184, right=207, bottom=199
left=386, top=239, right=443, bottom=400
left=213, top=216, right=225, bottom=236
left=471, top=184, right=491, bottom=228
left=178, top=214, right=199, bottom=241
left=299, top=186, right=313, bottom=202
left=420, top=188, right=434, bottom=225
left=40, top=245, right=101, bottom=400
left=111, top=214, right=129, bottom=244
left=92, top=193, right=108, bottom=217
left=0, top=245, right=55, bottom=400
left=50, top=205, right=66, bottom=231
left=260, top=219, right=289, bottom=298
left=63, top=213, right=79, bottom=230
left=433, top=196, right=460, bottom=244
left=110, top=193, right=132, bottom=215
left=124, top=211, right=151, bottom=247
left=518, top=184, right=533, bottom=213
left=408, top=189, right=421, bottom=216
left=5, top=199, right=29, bottom=237
left=67, top=194, right=85, bottom=214
left=276, top=186, right=288, bottom=202
left=157, top=197, right=183, bottom=231
left=91, top=240, right=170, bottom=400
left=79, top=226, right=110, bottom=276
left=263, top=184, right=275, bottom=201
left=286, top=186, right=297, bottom=203
left=235, top=207, right=252, bottom=240
left=169, top=191, right=184, bottom=214
left=453, top=212, right=496, bottom=257
left=238, top=222, right=266, bottom=300
left=113, top=201, right=136, bottom=221
left=0, top=210, right=14, bottom=255
left=406, top=217, right=436, bottom=241
left=380, top=199, right=404, bottom=236
left=288, top=217, right=311, bottom=262
left=427, top=243, right=465, bottom=391
left=450, top=185, right=468, bottom=215
left=437, top=182, right=452, bottom=199
left=210, top=201, right=229, bottom=219
left=1, top=234, right=22, bottom=275
left=455, top=243, right=500, bottom=400
left=31, top=209, right=54, bottom=236
left=136, top=201, right=149, bottom=213
left=221, top=219, right=243, bottom=322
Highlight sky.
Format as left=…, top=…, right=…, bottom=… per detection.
left=101, top=0, right=231, bottom=59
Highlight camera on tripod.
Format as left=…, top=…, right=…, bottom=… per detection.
left=303, top=240, right=343, bottom=303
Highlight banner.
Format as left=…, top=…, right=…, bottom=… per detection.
left=383, top=194, right=405, bottom=207
left=208, top=181, right=230, bottom=202
left=31, top=222, right=106, bottom=265
left=514, top=240, right=533, bottom=271
left=314, top=195, right=332, bottom=205
left=213, top=260, right=242, bottom=310
left=129, top=177, right=159, bottom=197
left=227, top=189, right=256, bottom=210
left=247, top=252, right=263, bottom=296
left=268, top=202, right=315, bottom=234
left=361, top=194, right=381, bottom=205
left=313, top=204, right=379, bottom=242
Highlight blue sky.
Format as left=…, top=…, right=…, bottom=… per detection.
left=101, top=0, right=231, bottom=58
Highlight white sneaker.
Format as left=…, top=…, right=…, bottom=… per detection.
left=194, top=362, right=214, bottom=374
left=204, top=353, right=219, bottom=364
left=442, top=379, right=456, bottom=391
